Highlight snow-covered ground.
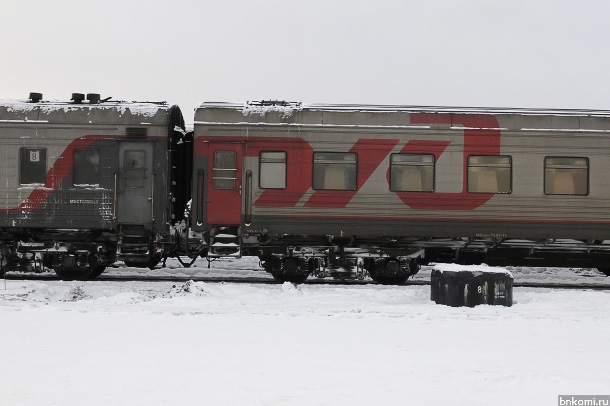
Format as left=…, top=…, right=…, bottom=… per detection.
left=1, top=257, right=609, bottom=405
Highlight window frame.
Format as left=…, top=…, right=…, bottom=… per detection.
left=389, top=153, right=435, bottom=192
left=122, top=149, right=148, bottom=189
left=213, top=150, right=237, bottom=190
left=20, top=147, right=47, bottom=185
left=73, top=148, right=101, bottom=186
left=312, top=151, right=358, bottom=191
left=259, top=151, right=287, bottom=190
left=467, top=155, right=512, bottom=194
left=544, top=156, right=589, bottom=196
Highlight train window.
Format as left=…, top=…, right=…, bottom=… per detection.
left=74, top=149, right=101, bottom=185
left=544, top=157, right=588, bottom=195
left=313, top=152, right=357, bottom=190
left=123, top=149, right=147, bottom=188
left=390, top=154, right=434, bottom=192
left=259, top=151, right=286, bottom=189
left=213, top=151, right=237, bottom=189
left=468, top=156, right=512, bottom=193
left=20, top=148, right=47, bottom=185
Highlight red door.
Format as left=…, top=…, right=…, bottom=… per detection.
left=207, top=143, right=243, bottom=225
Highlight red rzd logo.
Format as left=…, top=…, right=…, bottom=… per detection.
left=394, top=113, right=501, bottom=210
left=252, top=113, right=502, bottom=211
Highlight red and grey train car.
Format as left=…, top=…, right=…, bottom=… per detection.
left=0, top=93, right=192, bottom=279
left=192, top=101, right=610, bottom=282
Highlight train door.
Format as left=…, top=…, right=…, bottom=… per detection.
left=207, top=143, right=244, bottom=225
left=116, top=141, right=154, bottom=225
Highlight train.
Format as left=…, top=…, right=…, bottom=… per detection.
left=2, top=93, right=610, bottom=282
left=0, top=93, right=195, bottom=279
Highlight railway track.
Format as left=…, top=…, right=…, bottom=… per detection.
left=3, top=272, right=610, bottom=290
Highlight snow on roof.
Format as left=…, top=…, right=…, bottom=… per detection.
left=240, top=101, right=303, bottom=118
left=0, top=98, right=175, bottom=126
left=194, top=101, right=610, bottom=133
left=197, top=101, right=610, bottom=118
left=0, top=98, right=169, bottom=117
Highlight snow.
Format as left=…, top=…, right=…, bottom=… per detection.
left=0, top=98, right=168, bottom=118
left=1, top=257, right=609, bottom=405
left=433, top=262, right=514, bottom=277
left=198, top=101, right=610, bottom=118
left=241, top=101, right=303, bottom=118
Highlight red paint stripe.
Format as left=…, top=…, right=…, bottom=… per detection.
left=252, top=138, right=315, bottom=207
left=304, top=139, right=399, bottom=208
left=399, top=113, right=501, bottom=210
left=194, top=136, right=317, bottom=208
left=2, top=134, right=164, bottom=213
left=2, top=135, right=108, bottom=213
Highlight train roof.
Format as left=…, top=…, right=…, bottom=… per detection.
left=194, top=101, right=610, bottom=132
left=0, top=97, right=178, bottom=126
left=197, top=101, right=610, bottom=117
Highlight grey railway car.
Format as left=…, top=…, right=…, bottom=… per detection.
left=192, top=101, right=610, bottom=283
left=0, top=93, right=193, bottom=279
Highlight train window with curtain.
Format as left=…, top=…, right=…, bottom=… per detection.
left=312, top=152, right=357, bottom=190
left=20, top=148, right=47, bottom=185
left=467, top=155, right=512, bottom=193
left=213, top=151, right=237, bottom=190
left=544, top=157, right=588, bottom=195
left=259, top=151, right=286, bottom=189
left=74, top=149, right=101, bottom=185
left=390, top=154, right=435, bottom=192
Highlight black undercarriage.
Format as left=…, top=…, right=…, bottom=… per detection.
left=251, top=234, right=610, bottom=282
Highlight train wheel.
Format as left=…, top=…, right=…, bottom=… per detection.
left=123, top=261, right=148, bottom=268
left=55, top=267, right=92, bottom=281
left=123, top=255, right=161, bottom=269
left=369, top=266, right=410, bottom=285
left=271, top=273, right=309, bottom=284
left=87, top=264, right=107, bottom=279
left=369, top=273, right=410, bottom=285
left=598, top=268, right=610, bottom=277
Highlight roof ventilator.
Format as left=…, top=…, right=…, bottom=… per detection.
left=71, top=93, right=85, bottom=103
left=28, top=92, right=43, bottom=103
left=87, top=93, right=101, bottom=104
left=126, top=127, right=148, bottom=138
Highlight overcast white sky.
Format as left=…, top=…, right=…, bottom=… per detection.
left=2, top=0, right=609, bottom=122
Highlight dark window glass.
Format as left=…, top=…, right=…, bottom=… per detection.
left=74, top=149, right=101, bottom=185
left=20, top=148, right=47, bottom=185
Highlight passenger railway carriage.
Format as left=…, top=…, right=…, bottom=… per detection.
left=3, top=93, right=610, bottom=283
left=192, top=101, right=610, bottom=282
left=0, top=93, right=192, bottom=279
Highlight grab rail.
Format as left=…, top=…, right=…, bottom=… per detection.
left=244, top=170, right=253, bottom=226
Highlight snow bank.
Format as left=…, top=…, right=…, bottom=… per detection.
left=1, top=258, right=609, bottom=405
